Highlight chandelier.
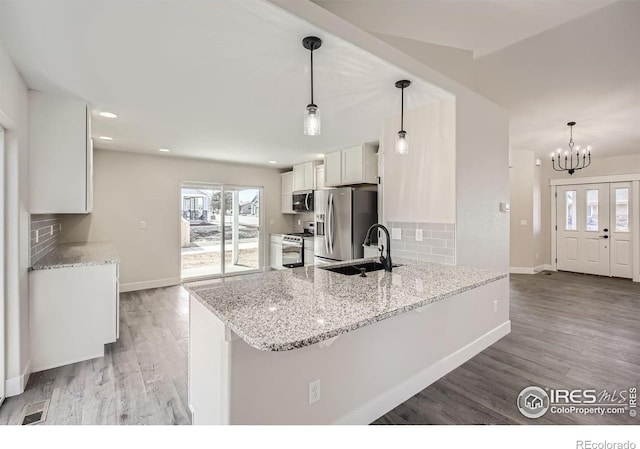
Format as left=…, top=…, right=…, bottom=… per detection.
left=551, top=121, right=592, bottom=175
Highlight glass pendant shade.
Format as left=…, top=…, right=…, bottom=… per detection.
left=395, top=130, right=409, bottom=155
left=304, top=104, right=321, bottom=136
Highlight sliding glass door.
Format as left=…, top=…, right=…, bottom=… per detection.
left=181, top=183, right=262, bottom=280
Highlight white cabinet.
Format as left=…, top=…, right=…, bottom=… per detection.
left=281, top=171, right=295, bottom=214
left=304, top=237, right=315, bottom=266
left=324, top=142, right=378, bottom=187
left=324, top=151, right=342, bottom=187
left=29, top=262, right=119, bottom=372
left=270, top=235, right=284, bottom=270
left=315, top=165, right=326, bottom=190
left=29, top=91, right=93, bottom=213
left=293, top=161, right=317, bottom=192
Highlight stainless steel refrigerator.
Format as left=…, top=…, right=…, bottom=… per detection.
left=314, top=188, right=378, bottom=262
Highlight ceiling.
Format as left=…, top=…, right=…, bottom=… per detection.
left=315, top=0, right=640, bottom=158
left=0, top=0, right=448, bottom=167
left=313, top=0, right=616, bottom=58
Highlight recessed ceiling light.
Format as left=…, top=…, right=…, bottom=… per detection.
left=158, top=148, right=171, bottom=152
left=317, top=153, right=324, bottom=158
left=98, top=111, right=118, bottom=119
left=98, top=136, right=113, bottom=141
left=268, top=160, right=277, bottom=164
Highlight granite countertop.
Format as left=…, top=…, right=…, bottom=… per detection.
left=186, top=258, right=507, bottom=352
left=31, top=241, right=120, bottom=270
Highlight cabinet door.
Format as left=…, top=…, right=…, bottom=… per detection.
left=315, top=165, right=326, bottom=190
left=342, top=145, right=364, bottom=184
left=281, top=172, right=295, bottom=214
left=303, top=162, right=315, bottom=190
left=324, top=151, right=342, bottom=186
left=29, top=91, right=91, bottom=213
left=270, top=243, right=283, bottom=269
left=293, top=164, right=306, bottom=191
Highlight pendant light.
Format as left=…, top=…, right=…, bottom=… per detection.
left=395, top=80, right=411, bottom=154
left=302, top=36, right=322, bottom=136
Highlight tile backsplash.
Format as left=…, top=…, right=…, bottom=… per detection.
left=385, top=221, right=455, bottom=265
left=30, top=214, right=62, bottom=265
left=291, top=212, right=315, bottom=233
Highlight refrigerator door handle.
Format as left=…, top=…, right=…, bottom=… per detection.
left=328, top=193, right=334, bottom=254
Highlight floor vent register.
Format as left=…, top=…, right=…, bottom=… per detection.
left=21, top=400, right=50, bottom=425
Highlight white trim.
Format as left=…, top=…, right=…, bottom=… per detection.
left=120, top=277, right=181, bottom=293
left=332, top=321, right=511, bottom=425
left=0, top=127, right=4, bottom=405
left=550, top=186, right=557, bottom=271
left=542, top=264, right=555, bottom=272
left=509, top=266, right=536, bottom=274
left=633, top=180, right=640, bottom=282
left=550, top=173, right=640, bottom=186
left=5, top=359, right=30, bottom=397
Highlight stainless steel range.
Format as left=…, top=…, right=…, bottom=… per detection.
left=282, top=229, right=314, bottom=268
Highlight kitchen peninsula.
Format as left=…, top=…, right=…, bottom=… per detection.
left=187, top=258, right=509, bottom=424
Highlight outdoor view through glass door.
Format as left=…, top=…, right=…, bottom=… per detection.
left=181, top=184, right=262, bottom=280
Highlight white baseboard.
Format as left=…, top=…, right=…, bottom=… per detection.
left=510, top=266, right=535, bottom=274
left=333, top=320, right=511, bottom=425
left=542, top=264, right=554, bottom=272
left=510, top=265, right=552, bottom=274
left=120, top=277, right=181, bottom=293
left=5, top=360, right=31, bottom=397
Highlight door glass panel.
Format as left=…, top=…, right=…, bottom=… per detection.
left=565, top=191, right=576, bottom=230
left=585, top=189, right=599, bottom=231
left=615, top=188, right=629, bottom=232
left=181, top=186, right=223, bottom=279
left=224, top=187, right=261, bottom=274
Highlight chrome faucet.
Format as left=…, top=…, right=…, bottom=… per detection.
left=363, top=224, right=393, bottom=272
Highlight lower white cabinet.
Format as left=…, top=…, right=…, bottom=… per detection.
left=29, top=263, right=119, bottom=372
left=270, top=235, right=284, bottom=270
left=304, top=237, right=315, bottom=266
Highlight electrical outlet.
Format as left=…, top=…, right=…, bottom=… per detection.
left=391, top=228, right=401, bottom=240
left=35, top=229, right=39, bottom=244
left=49, top=225, right=54, bottom=236
left=140, top=221, right=147, bottom=229
left=298, top=219, right=301, bottom=226
left=520, top=220, right=528, bottom=226
left=493, top=300, right=498, bottom=312
left=309, top=380, right=321, bottom=405
left=416, top=229, right=423, bottom=242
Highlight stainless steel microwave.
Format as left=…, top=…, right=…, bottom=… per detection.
left=292, top=191, right=314, bottom=212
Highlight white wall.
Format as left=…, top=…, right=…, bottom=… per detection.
left=381, top=100, right=456, bottom=223
left=0, top=42, right=30, bottom=395
left=60, top=149, right=291, bottom=291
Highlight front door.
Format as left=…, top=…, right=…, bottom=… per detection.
left=556, top=182, right=633, bottom=278
left=557, top=183, right=610, bottom=276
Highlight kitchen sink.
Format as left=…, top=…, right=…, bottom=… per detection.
left=320, top=262, right=400, bottom=276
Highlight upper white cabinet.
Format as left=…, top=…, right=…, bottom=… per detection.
left=281, top=171, right=295, bottom=214
left=315, top=165, right=326, bottom=190
left=293, top=161, right=317, bottom=192
left=29, top=91, right=93, bottom=214
left=324, top=142, right=378, bottom=187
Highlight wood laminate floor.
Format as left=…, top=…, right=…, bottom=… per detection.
left=0, top=271, right=638, bottom=425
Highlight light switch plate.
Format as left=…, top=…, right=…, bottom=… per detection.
left=391, top=228, right=401, bottom=240
left=520, top=220, right=528, bottom=226
left=416, top=229, right=423, bottom=242
left=140, top=221, right=147, bottom=229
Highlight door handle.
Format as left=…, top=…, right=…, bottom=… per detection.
left=599, top=235, right=609, bottom=239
